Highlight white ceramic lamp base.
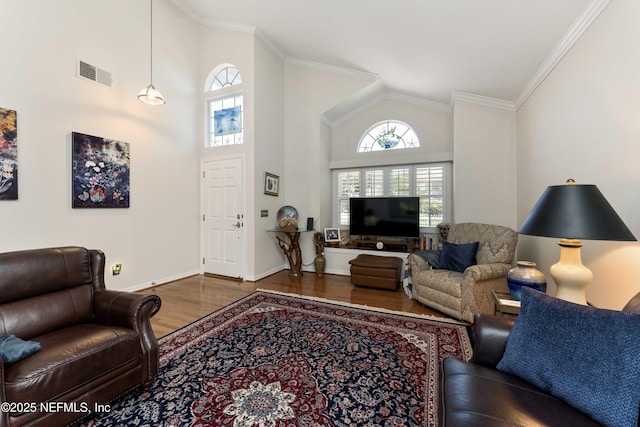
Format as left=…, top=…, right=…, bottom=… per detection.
left=549, top=238, right=592, bottom=305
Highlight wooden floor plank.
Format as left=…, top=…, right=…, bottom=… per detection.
left=139, top=270, right=447, bottom=338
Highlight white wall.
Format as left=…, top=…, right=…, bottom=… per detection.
left=453, top=101, right=517, bottom=228
left=517, top=0, right=640, bottom=308
left=253, top=37, right=286, bottom=279
left=283, top=63, right=374, bottom=266
left=0, top=0, right=201, bottom=291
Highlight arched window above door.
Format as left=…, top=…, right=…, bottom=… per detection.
left=206, top=64, right=242, bottom=92
left=205, top=64, right=244, bottom=147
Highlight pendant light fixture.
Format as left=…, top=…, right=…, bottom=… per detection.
left=138, top=0, right=166, bottom=105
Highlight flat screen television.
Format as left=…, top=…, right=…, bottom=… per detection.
left=349, top=197, right=420, bottom=238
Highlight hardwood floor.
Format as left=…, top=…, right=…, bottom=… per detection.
left=140, top=270, right=447, bottom=338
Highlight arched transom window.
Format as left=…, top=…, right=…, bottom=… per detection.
left=205, top=64, right=244, bottom=147
left=209, top=65, right=242, bottom=91
left=358, top=121, right=420, bottom=152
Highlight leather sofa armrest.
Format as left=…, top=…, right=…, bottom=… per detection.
left=471, top=313, right=515, bottom=368
left=94, top=290, right=162, bottom=386
left=622, top=291, right=640, bottom=313
left=463, top=263, right=510, bottom=281
left=94, top=290, right=161, bottom=329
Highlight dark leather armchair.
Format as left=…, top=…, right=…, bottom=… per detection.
left=439, top=292, right=640, bottom=426
left=0, top=247, right=161, bottom=427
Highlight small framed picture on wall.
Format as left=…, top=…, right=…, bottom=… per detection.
left=264, top=172, right=279, bottom=196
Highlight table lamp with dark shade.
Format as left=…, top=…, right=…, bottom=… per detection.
left=518, top=179, right=636, bottom=305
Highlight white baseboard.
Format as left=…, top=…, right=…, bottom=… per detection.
left=245, top=264, right=287, bottom=282
left=121, top=269, right=201, bottom=292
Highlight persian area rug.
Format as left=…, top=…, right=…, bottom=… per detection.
left=81, top=290, right=472, bottom=427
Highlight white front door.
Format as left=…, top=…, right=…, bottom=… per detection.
left=202, top=157, right=244, bottom=279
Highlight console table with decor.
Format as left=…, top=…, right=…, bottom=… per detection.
left=268, top=228, right=315, bottom=277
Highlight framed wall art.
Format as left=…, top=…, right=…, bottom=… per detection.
left=0, top=108, right=18, bottom=200
left=264, top=172, right=279, bottom=196
left=72, top=132, right=130, bottom=208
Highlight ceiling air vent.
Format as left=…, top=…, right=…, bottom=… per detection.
left=78, top=60, right=112, bottom=87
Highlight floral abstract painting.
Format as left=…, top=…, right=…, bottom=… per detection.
left=0, top=108, right=18, bottom=200
left=72, top=132, right=130, bottom=208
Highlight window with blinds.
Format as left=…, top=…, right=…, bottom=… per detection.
left=333, top=163, right=451, bottom=230
left=336, top=171, right=360, bottom=225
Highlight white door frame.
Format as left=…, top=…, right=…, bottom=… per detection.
left=200, top=154, right=246, bottom=279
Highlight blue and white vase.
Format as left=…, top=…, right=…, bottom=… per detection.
left=507, top=261, right=547, bottom=301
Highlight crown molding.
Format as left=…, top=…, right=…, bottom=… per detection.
left=386, top=93, right=451, bottom=113
left=515, top=0, right=612, bottom=109
left=168, top=0, right=256, bottom=33
left=169, top=1, right=287, bottom=61
left=451, top=91, right=516, bottom=111
left=255, top=29, right=286, bottom=60
left=321, top=78, right=385, bottom=128
left=285, top=58, right=379, bottom=82
left=321, top=81, right=453, bottom=128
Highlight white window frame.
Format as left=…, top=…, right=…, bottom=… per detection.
left=204, top=64, right=244, bottom=148
left=332, top=162, right=452, bottom=233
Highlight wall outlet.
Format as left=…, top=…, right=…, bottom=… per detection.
left=112, top=264, right=122, bottom=275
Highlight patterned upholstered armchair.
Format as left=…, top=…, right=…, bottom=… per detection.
left=408, top=223, right=517, bottom=323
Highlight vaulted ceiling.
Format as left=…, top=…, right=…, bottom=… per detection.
left=171, top=0, right=608, bottom=109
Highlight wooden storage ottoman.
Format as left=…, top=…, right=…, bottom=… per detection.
left=349, top=254, right=404, bottom=290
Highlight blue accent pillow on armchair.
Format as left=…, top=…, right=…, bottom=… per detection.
left=497, top=287, right=640, bottom=427
left=0, top=335, right=40, bottom=365
left=437, top=241, right=478, bottom=273
left=413, top=249, right=441, bottom=268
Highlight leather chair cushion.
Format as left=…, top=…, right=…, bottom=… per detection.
left=0, top=247, right=93, bottom=304
left=5, top=324, right=141, bottom=405
left=441, top=357, right=601, bottom=426
left=0, top=286, right=93, bottom=339
left=623, top=291, right=640, bottom=314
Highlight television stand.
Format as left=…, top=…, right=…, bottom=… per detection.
left=350, top=238, right=414, bottom=253
left=385, top=243, right=410, bottom=252
left=356, top=241, right=378, bottom=250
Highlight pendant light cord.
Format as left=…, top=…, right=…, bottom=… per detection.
left=149, top=0, right=154, bottom=85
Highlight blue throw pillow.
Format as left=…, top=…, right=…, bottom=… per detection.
left=0, top=335, right=41, bottom=365
left=497, top=287, right=640, bottom=427
left=413, top=249, right=441, bottom=268
left=437, top=241, right=478, bottom=273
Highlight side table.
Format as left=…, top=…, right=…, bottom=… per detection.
left=268, top=229, right=314, bottom=277
left=492, top=290, right=521, bottom=317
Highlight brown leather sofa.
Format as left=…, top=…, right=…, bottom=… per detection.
left=0, top=247, right=161, bottom=427
left=439, top=292, right=640, bottom=426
